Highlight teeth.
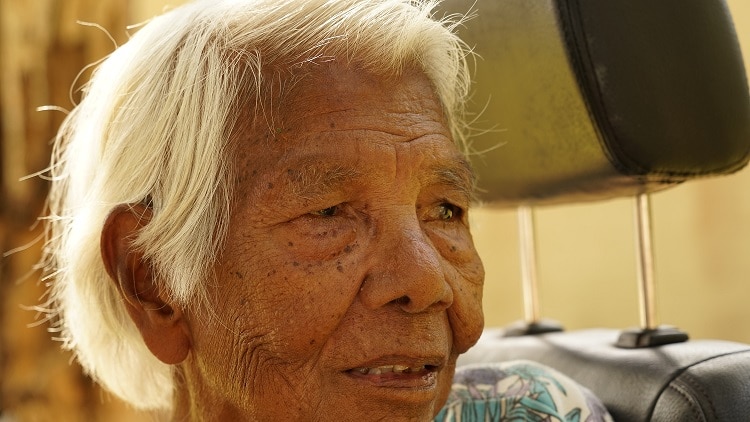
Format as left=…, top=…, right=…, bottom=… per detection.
left=393, top=365, right=409, bottom=373
left=353, top=365, right=427, bottom=375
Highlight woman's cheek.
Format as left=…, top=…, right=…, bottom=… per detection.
left=425, top=223, right=479, bottom=265
left=263, top=232, right=366, bottom=363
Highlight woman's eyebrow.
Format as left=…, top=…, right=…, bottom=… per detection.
left=282, top=161, right=363, bottom=201
left=275, top=155, right=475, bottom=202
left=426, top=157, right=476, bottom=200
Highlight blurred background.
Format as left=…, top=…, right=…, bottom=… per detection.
left=1, top=0, right=749, bottom=420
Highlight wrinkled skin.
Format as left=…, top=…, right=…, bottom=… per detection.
left=104, top=64, right=485, bottom=421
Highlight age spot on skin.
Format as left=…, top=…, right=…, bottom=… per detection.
left=312, top=229, right=338, bottom=239
left=267, top=182, right=274, bottom=189
left=286, top=168, right=302, bottom=182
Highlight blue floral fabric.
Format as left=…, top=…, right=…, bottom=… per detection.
left=435, top=360, right=613, bottom=422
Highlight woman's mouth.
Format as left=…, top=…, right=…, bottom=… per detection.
left=348, top=364, right=436, bottom=375
left=344, top=362, right=441, bottom=391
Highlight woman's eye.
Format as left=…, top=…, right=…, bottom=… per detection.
left=310, top=205, right=340, bottom=217
left=435, top=203, right=462, bottom=221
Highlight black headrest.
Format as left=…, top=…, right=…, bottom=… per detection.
left=441, top=0, right=750, bottom=205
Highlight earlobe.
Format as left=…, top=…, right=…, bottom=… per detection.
left=101, top=204, right=191, bottom=365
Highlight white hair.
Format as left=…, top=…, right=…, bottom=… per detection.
left=42, top=0, right=472, bottom=412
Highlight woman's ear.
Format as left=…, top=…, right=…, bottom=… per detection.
left=100, top=204, right=191, bottom=365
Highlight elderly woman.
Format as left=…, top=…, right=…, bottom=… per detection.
left=42, top=0, right=610, bottom=420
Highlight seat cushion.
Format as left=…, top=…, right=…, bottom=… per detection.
left=458, top=329, right=750, bottom=421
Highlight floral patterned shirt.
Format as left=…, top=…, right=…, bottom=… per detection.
left=436, top=360, right=613, bottom=422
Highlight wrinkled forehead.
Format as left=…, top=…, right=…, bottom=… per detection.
left=227, top=63, right=471, bottom=199
left=230, top=63, right=449, bottom=139
left=232, top=63, right=456, bottom=152
left=285, top=63, right=446, bottom=126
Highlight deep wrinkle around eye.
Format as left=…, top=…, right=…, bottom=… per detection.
left=277, top=206, right=360, bottom=261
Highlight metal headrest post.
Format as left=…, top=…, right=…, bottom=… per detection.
left=634, top=193, right=657, bottom=330
left=502, top=206, right=563, bottom=337
left=615, top=193, right=689, bottom=348
left=519, top=206, right=540, bottom=324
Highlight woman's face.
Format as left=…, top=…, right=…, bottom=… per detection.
left=183, top=65, right=485, bottom=421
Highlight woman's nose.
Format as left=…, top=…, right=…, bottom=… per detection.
left=358, top=219, right=454, bottom=313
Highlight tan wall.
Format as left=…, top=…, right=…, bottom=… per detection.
left=474, top=174, right=750, bottom=343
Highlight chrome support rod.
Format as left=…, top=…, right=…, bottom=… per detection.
left=518, top=205, right=540, bottom=324
left=634, top=193, right=658, bottom=330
